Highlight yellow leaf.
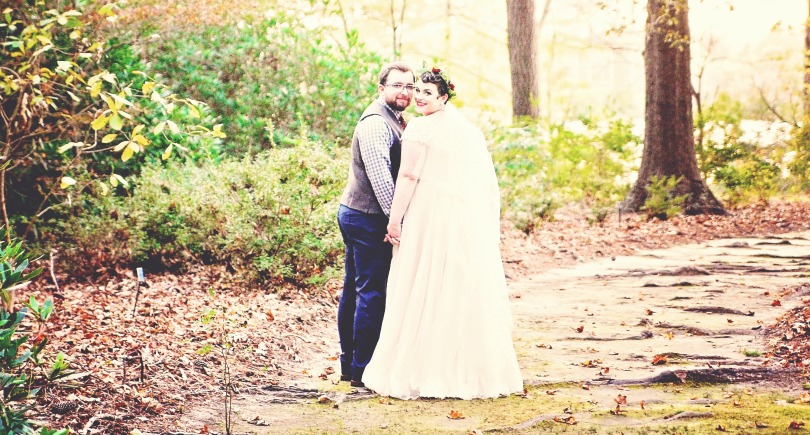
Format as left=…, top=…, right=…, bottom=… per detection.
left=142, top=81, right=156, bottom=95
left=90, top=80, right=102, bottom=98
left=161, top=143, right=173, bottom=160
left=69, top=30, right=81, bottom=40
left=60, top=176, right=76, bottom=189
left=121, top=145, right=134, bottom=162
left=153, top=121, right=166, bottom=135
left=133, top=134, right=149, bottom=146
left=67, top=91, right=80, bottom=102
left=98, top=180, right=109, bottom=196
left=102, top=133, right=118, bottom=144
left=57, top=143, right=74, bottom=153
left=91, top=114, right=109, bottom=131
left=133, top=124, right=145, bottom=136
left=212, top=124, right=227, bottom=139
left=188, top=103, right=201, bottom=119
left=109, top=114, right=123, bottom=131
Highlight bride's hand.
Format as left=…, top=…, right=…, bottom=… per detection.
left=384, top=222, right=402, bottom=245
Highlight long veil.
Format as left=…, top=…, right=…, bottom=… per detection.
left=433, top=103, right=502, bottom=247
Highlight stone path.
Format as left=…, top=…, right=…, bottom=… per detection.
left=175, top=231, right=810, bottom=434
left=510, top=230, right=809, bottom=387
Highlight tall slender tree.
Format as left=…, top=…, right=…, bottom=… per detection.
left=622, top=0, right=724, bottom=215
left=804, top=0, right=810, bottom=118
left=506, top=0, right=540, bottom=119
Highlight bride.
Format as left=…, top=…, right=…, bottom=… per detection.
left=361, top=67, right=524, bottom=400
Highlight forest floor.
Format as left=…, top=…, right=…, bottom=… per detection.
left=30, top=199, right=810, bottom=434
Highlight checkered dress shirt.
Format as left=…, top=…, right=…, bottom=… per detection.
left=354, top=99, right=402, bottom=216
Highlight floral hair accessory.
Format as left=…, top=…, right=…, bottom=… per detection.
left=425, top=66, right=456, bottom=98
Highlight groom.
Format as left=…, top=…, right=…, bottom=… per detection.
left=337, top=62, right=415, bottom=387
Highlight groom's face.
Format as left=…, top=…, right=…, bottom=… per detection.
left=379, top=70, right=414, bottom=112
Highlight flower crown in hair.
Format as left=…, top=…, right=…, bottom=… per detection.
left=425, top=66, right=456, bottom=98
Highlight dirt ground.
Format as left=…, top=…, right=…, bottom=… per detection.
left=33, top=200, right=810, bottom=433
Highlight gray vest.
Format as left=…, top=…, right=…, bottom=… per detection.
left=340, top=101, right=403, bottom=215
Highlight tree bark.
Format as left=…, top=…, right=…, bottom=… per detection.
left=622, top=0, right=724, bottom=215
left=506, top=0, right=540, bottom=119
left=804, top=0, right=810, bottom=118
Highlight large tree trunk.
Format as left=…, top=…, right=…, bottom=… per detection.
left=623, top=0, right=724, bottom=215
left=506, top=0, right=540, bottom=119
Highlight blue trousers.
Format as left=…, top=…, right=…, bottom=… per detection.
left=336, top=205, right=392, bottom=381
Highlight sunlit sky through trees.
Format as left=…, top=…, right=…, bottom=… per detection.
left=334, top=0, right=806, bottom=124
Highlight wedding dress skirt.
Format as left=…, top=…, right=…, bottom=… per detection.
left=362, top=105, right=523, bottom=400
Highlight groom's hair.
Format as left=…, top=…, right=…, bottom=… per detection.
left=378, top=62, right=414, bottom=85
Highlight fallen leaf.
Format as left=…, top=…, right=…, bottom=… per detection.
left=266, top=310, right=275, bottom=321
left=575, top=325, right=585, bottom=333
left=772, top=299, right=782, bottom=307
left=727, top=318, right=734, bottom=323
left=663, top=331, right=674, bottom=340
left=640, top=400, right=645, bottom=410
left=552, top=416, right=577, bottom=425
left=379, top=397, right=392, bottom=405
left=795, top=393, right=810, bottom=404
left=581, top=384, right=591, bottom=390
left=716, top=424, right=727, bottom=432
left=652, top=354, right=668, bottom=365
left=535, top=343, right=552, bottom=349
left=447, top=409, right=465, bottom=420
left=645, top=309, right=654, bottom=315
left=546, top=389, right=559, bottom=395
left=789, top=420, right=805, bottom=429
left=317, top=395, right=332, bottom=404
left=614, top=394, right=628, bottom=405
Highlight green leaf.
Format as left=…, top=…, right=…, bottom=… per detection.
left=108, top=113, right=123, bottom=130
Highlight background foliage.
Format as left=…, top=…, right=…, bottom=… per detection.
left=1, top=0, right=808, bottom=289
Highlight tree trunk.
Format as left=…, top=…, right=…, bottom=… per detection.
left=804, top=0, right=810, bottom=118
left=622, top=0, right=724, bottom=215
left=506, top=0, right=540, bottom=119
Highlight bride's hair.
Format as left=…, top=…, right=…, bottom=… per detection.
left=419, top=67, right=455, bottom=102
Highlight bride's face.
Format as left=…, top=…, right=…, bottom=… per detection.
left=413, top=81, right=447, bottom=116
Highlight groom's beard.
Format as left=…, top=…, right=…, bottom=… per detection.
left=386, top=94, right=411, bottom=112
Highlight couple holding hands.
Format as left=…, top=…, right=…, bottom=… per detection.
left=336, top=62, right=523, bottom=400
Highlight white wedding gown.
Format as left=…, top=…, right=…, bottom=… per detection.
left=362, top=104, right=523, bottom=400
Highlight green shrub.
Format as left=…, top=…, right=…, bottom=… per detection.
left=788, top=123, right=810, bottom=192
left=695, top=94, right=787, bottom=204
left=54, top=138, right=348, bottom=286
left=145, top=13, right=383, bottom=154
left=641, top=175, right=688, bottom=220
left=0, top=238, right=67, bottom=434
left=490, top=118, right=638, bottom=231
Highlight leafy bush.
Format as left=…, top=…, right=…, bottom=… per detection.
left=641, top=175, right=688, bottom=220
left=490, top=118, right=638, bottom=231
left=695, top=94, right=787, bottom=205
left=144, top=13, right=383, bottom=154
left=1, top=2, right=221, bottom=240
left=53, top=139, right=348, bottom=286
left=0, top=238, right=67, bottom=434
left=788, top=124, right=810, bottom=192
